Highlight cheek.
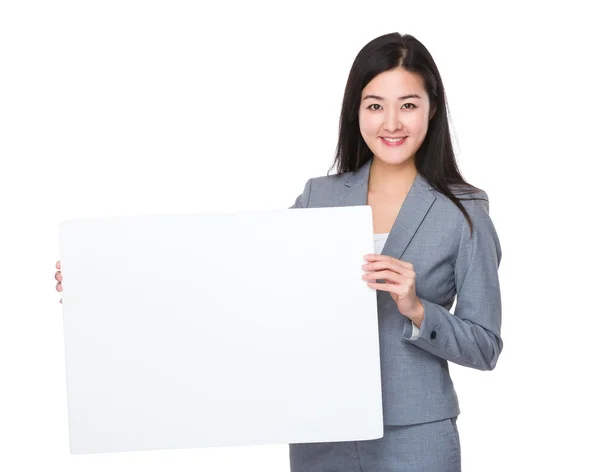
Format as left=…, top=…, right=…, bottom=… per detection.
left=359, top=113, right=380, bottom=139
left=405, top=112, right=430, bottom=136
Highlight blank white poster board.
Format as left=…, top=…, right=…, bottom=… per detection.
left=58, top=205, right=383, bottom=454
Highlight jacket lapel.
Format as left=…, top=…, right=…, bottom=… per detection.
left=337, top=158, right=437, bottom=259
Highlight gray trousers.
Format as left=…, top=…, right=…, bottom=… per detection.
left=289, top=417, right=461, bottom=472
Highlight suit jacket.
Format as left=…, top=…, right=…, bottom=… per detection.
left=290, top=158, right=503, bottom=425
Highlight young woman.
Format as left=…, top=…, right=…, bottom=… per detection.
left=285, top=32, right=503, bottom=471
left=55, top=32, right=502, bottom=472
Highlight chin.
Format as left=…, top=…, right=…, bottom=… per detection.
left=373, top=152, right=415, bottom=167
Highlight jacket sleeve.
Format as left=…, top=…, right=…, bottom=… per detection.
left=288, top=178, right=312, bottom=209
left=401, top=193, right=503, bottom=371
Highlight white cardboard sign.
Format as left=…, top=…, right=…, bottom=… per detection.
left=58, top=206, right=383, bottom=454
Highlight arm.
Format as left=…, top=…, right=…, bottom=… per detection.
left=402, top=193, right=503, bottom=371
left=289, top=178, right=312, bottom=209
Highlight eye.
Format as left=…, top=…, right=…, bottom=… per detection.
left=367, top=103, right=383, bottom=111
left=402, top=103, right=417, bottom=109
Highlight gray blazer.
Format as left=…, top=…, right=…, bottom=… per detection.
left=290, top=158, right=503, bottom=426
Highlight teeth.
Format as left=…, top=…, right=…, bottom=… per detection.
left=382, top=137, right=405, bottom=142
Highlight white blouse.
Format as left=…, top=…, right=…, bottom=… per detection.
left=373, top=233, right=420, bottom=340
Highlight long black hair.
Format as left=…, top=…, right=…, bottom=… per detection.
left=329, top=32, right=485, bottom=236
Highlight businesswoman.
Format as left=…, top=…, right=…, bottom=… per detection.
left=285, top=32, right=503, bottom=471
left=55, top=32, right=502, bottom=471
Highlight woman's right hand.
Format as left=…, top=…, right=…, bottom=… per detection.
left=55, top=260, right=63, bottom=304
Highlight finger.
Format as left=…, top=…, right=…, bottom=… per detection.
left=56, top=260, right=61, bottom=269
left=364, top=254, right=415, bottom=271
left=60, top=298, right=62, bottom=304
left=56, top=282, right=62, bottom=292
left=396, top=260, right=414, bottom=270
left=367, top=282, right=401, bottom=294
left=363, top=270, right=402, bottom=283
left=55, top=271, right=62, bottom=282
left=363, top=260, right=412, bottom=277
left=364, top=254, right=395, bottom=262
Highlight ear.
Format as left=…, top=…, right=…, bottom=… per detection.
left=429, top=104, right=437, bottom=120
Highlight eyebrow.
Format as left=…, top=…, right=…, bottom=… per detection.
left=362, top=94, right=422, bottom=101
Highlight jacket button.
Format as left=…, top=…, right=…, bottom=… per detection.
left=430, top=331, right=437, bottom=339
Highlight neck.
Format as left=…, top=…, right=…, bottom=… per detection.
left=368, top=156, right=418, bottom=195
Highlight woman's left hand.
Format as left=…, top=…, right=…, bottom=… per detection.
left=362, top=254, right=425, bottom=327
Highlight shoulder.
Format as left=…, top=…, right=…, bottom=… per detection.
left=309, top=171, right=347, bottom=188
left=435, top=183, right=500, bottom=255
left=430, top=181, right=491, bottom=218
left=289, top=172, right=348, bottom=209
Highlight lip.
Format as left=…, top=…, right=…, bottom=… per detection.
left=379, top=136, right=407, bottom=147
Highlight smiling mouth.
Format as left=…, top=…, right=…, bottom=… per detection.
left=380, top=136, right=408, bottom=144
left=381, top=136, right=406, bottom=141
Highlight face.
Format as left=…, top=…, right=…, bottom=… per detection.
left=359, top=67, right=434, bottom=167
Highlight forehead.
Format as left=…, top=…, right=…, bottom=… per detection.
left=361, top=67, right=426, bottom=97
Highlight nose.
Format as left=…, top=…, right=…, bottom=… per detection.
left=383, top=108, right=402, bottom=132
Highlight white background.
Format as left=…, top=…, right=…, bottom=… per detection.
left=1, top=0, right=598, bottom=470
